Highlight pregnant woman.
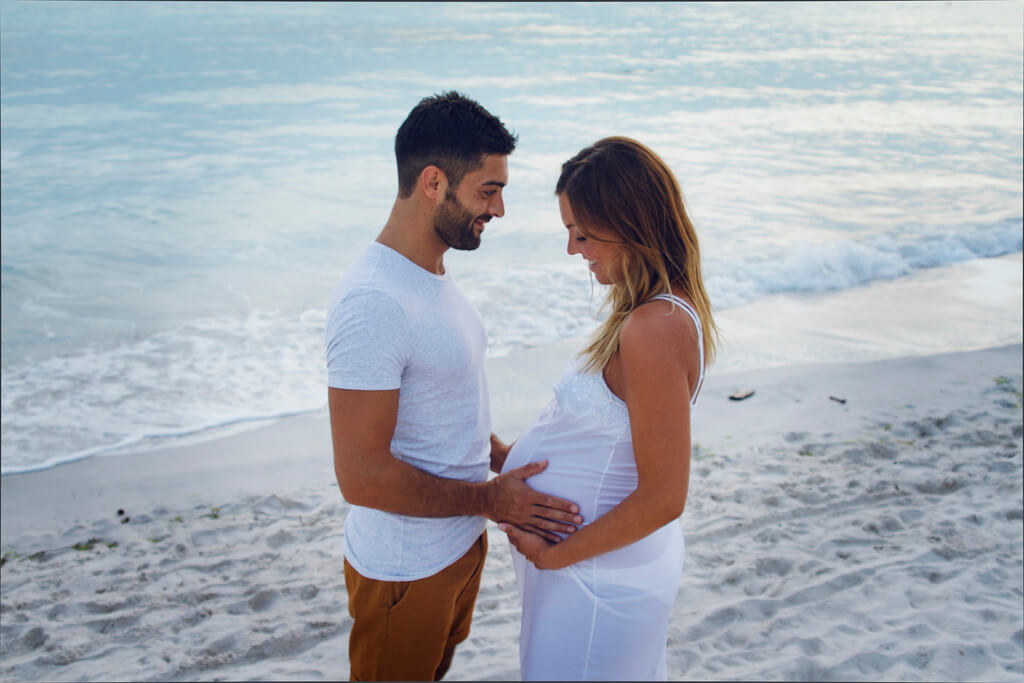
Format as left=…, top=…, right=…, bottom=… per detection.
left=498, top=137, right=718, bottom=680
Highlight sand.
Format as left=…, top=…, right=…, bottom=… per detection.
left=2, top=342, right=1021, bottom=681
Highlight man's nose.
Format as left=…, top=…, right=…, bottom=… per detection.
left=489, top=194, right=505, bottom=218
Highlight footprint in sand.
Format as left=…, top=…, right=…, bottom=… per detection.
left=19, top=626, right=48, bottom=651
left=266, top=529, right=295, bottom=550
left=247, top=588, right=278, bottom=612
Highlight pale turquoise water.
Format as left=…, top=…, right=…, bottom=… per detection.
left=1, top=1, right=1021, bottom=472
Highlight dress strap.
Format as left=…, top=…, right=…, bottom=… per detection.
left=650, top=294, right=705, bottom=405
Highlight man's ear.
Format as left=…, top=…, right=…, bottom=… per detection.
left=419, top=165, right=448, bottom=201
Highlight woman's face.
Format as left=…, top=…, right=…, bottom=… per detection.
left=559, top=193, right=623, bottom=286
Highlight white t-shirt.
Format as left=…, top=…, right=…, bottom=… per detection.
left=325, top=241, right=491, bottom=581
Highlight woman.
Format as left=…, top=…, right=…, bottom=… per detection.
left=498, top=136, right=718, bottom=680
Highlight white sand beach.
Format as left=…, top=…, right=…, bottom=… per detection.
left=2, top=257, right=1022, bottom=681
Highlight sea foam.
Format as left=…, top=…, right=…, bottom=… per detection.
left=3, top=218, right=1019, bottom=474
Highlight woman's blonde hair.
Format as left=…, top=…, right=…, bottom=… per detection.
left=556, top=136, right=718, bottom=373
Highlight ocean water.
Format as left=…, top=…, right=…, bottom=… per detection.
left=1, top=1, right=1021, bottom=473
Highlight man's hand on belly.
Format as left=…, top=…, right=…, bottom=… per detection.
left=482, top=460, right=583, bottom=542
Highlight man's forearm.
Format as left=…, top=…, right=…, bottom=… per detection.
left=337, top=449, right=496, bottom=520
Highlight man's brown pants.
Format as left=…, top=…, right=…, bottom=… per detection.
left=344, top=532, right=488, bottom=681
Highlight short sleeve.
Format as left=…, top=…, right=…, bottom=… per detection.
left=325, top=288, right=412, bottom=390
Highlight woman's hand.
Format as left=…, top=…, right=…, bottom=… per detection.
left=499, top=523, right=559, bottom=570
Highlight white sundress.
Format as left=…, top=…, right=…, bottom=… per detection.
left=501, top=294, right=705, bottom=681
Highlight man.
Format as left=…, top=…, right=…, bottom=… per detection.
left=325, top=91, right=582, bottom=682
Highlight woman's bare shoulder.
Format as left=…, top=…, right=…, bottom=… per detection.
left=621, top=298, right=699, bottom=352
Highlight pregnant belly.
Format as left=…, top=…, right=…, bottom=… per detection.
left=503, top=414, right=636, bottom=532
left=503, top=412, right=681, bottom=571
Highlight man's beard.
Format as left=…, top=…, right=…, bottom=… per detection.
left=434, top=188, right=487, bottom=251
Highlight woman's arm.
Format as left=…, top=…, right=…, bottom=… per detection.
left=502, top=302, right=696, bottom=570
left=489, top=433, right=513, bottom=474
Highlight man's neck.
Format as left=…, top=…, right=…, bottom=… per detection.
left=377, top=201, right=447, bottom=275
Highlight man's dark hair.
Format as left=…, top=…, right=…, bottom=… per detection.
left=395, top=91, right=517, bottom=198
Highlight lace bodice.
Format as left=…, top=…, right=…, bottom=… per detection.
left=551, top=356, right=630, bottom=427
